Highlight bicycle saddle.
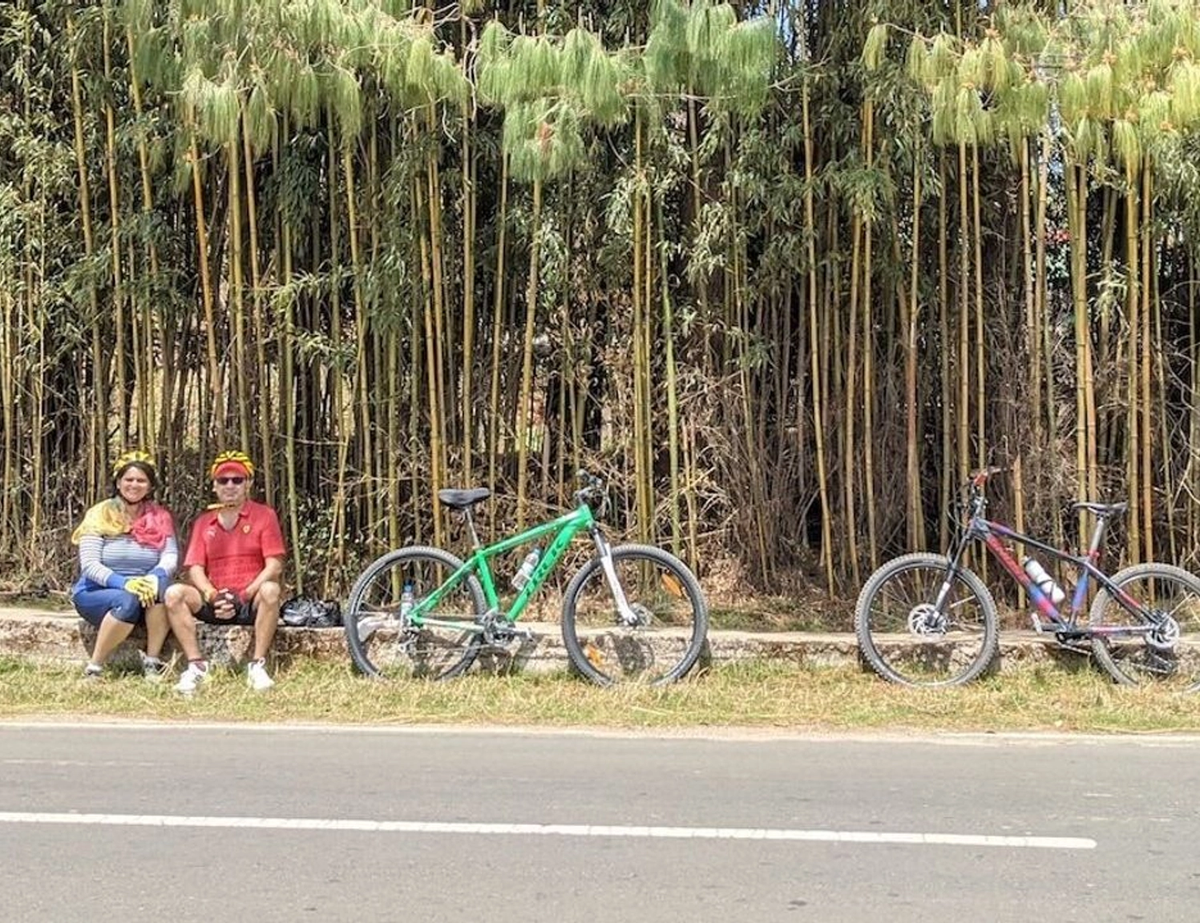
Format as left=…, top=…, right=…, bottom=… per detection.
left=438, top=487, right=491, bottom=510
left=1072, top=501, right=1128, bottom=517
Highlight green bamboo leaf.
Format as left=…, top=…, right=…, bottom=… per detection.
left=1112, top=117, right=1141, bottom=181
left=980, top=35, right=1009, bottom=93
left=179, top=65, right=208, bottom=129
left=931, top=77, right=956, bottom=146
left=329, top=65, right=362, bottom=141
left=646, top=0, right=687, bottom=91
left=905, top=37, right=930, bottom=87
left=405, top=34, right=437, bottom=99
left=686, top=1, right=736, bottom=61
left=203, top=78, right=240, bottom=146
left=955, top=86, right=981, bottom=145
left=862, top=24, right=888, bottom=73
left=292, top=63, right=321, bottom=127
left=958, top=48, right=984, bottom=92
left=929, top=32, right=959, bottom=81
left=477, top=21, right=512, bottom=105
left=1086, top=62, right=1115, bottom=119
left=1058, top=71, right=1087, bottom=126
left=245, top=79, right=276, bottom=156
left=1140, top=88, right=1173, bottom=134
left=121, top=0, right=154, bottom=37
left=1071, top=115, right=1097, bottom=163
left=1169, top=58, right=1200, bottom=127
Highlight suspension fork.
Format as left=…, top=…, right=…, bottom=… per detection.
left=589, top=527, right=640, bottom=626
left=932, top=530, right=974, bottom=614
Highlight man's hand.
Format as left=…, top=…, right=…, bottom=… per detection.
left=211, top=588, right=239, bottom=620
left=125, top=576, right=157, bottom=607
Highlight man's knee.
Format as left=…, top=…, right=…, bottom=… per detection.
left=164, top=584, right=192, bottom=609
left=257, top=582, right=282, bottom=607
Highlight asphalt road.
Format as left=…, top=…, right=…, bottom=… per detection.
left=2, top=723, right=1198, bottom=922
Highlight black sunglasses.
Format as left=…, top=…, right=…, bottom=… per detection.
left=216, top=476, right=246, bottom=485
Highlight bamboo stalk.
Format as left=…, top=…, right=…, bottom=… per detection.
left=488, top=153, right=510, bottom=519
left=515, top=176, right=543, bottom=531
left=190, top=135, right=222, bottom=447
left=803, top=78, right=833, bottom=590
left=67, top=14, right=105, bottom=498
left=228, top=138, right=251, bottom=453
left=102, top=9, right=128, bottom=445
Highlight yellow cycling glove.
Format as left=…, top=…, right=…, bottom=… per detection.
left=125, top=576, right=158, bottom=607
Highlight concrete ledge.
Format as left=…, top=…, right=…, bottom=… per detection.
left=0, top=609, right=1089, bottom=675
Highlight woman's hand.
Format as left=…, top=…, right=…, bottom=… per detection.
left=124, top=576, right=157, bottom=607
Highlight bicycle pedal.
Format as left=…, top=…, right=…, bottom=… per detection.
left=1029, top=614, right=1045, bottom=634
left=483, top=627, right=534, bottom=649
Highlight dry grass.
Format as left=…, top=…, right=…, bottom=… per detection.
left=3, top=656, right=1200, bottom=734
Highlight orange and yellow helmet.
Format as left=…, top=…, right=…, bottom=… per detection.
left=112, top=449, right=156, bottom=479
left=210, top=449, right=255, bottom=480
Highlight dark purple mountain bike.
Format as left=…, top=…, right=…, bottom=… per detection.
left=855, top=467, right=1200, bottom=689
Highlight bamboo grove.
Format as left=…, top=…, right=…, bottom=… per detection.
left=4, top=0, right=1200, bottom=607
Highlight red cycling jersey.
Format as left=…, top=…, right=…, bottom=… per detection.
left=183, top=500, right=285, bottom=596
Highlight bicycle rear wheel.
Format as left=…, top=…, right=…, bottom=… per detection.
left=855, top=552, right=999, bottom=687
left=561, top=544, right=708, bottom=686
left=344, top=546, right=486, bottom=680
left=1089, top=563, right=1200, bottom=690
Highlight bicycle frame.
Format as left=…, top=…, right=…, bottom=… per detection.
left=406, top=501, right=611, bottom=632
left=947, top=501, right=1150, bottom=638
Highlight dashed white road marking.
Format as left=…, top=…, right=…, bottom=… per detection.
left=0, top=812, right=1095, bottom=850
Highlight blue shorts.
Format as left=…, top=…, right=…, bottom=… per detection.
left=72, top=587, right=150, bottom=627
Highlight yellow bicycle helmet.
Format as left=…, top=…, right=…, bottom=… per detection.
left=210, top=449, right=256, bottom=479
left=112, top=449, right=156, bottom=479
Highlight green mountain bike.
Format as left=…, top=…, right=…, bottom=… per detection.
left=344, top=472, right=708, bottom=685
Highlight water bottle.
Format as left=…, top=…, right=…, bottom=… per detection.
left=1022, top=556, right=1066, bottom=605
left=399, top=581, right=416, bottom=620
left=511, top=548, right=541, bottom=590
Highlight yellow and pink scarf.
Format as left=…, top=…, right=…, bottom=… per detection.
left=71, top=498, right=174, bottom=550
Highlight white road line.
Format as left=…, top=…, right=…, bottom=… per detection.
left=0, top=812, right=1095, bottom=850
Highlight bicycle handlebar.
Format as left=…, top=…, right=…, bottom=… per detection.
left=572, top=469, right=607, bottom=512
left=968, top=465, right=1006, bottom=489
left=958, top=466, right=1006, bottom=521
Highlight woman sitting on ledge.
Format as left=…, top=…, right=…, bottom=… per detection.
left=69, top=450, right=178, bottom=679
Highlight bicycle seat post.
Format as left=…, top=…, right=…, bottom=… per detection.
left=1084, top=511, right=1113, bottom=558
left=461, top=506, right=483, bottom=551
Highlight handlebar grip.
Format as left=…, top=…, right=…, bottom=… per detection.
left=968, top=465, right=1005, bottom=488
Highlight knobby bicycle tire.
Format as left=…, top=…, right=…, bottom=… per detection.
left=344, top=545, right=486, bottom=680
left=1089, top=562, right=1200, bottom=691
left=855, top=552, right=1000, bottom=687
left=560, top=544, right=708, bottom=686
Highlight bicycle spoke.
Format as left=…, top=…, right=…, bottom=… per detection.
left=855, top=553, right=999, bottom=687
left=345, top=547, right=485, bottom=680
left=561, top=545, right=707, bottom=686
left=1090, top=563, right=1200, bottom=690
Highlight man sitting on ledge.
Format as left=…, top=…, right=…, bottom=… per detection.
left=165, top=450, right=286, bottom=694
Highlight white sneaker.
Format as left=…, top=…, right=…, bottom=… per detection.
left=247, top=659, right=275, bottom=691
left=174, top=662, right=208, bottom=695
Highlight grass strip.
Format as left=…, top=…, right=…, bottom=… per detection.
left=4, top=656, right=1200, bottom=734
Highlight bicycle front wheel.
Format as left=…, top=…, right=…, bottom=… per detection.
left=344, top=546, right=486, bottom=680
left=855, top=552, right=999, bottom=687
left=561, top=544, right=708, bottom=686
left=1089, top=563, right=1200, bottom=690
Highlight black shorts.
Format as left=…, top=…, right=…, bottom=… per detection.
left=195, top=600, right=257, bottom=626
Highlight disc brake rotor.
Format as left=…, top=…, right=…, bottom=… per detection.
left=907, top=603, right=946, bottom=637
